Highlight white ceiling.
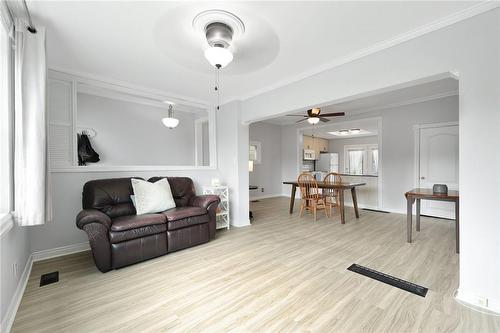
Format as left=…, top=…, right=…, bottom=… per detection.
left=263, top=77, right=458, bottom=125
left=27, top=1, right=476, bottom=103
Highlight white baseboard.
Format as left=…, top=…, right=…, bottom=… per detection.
left=250, top=194, right=283, bottom=201
left=456, top=289, right=500, bottom=315
left=231, top=219, right=251, bottom=228
left=1, top=254, right=33, bottom=333
left=32, top=242, right=90, bottom=262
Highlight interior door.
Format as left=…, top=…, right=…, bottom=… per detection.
left=418, top=125, right=459, bottom=218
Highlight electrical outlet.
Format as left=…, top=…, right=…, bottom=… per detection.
left=476, top=295, right=488, bottom=308
left=261, top=188, right=264, bottom=192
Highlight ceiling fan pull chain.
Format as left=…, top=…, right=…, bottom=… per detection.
left=214, top=65, right=221, bottom=110
left=217, top=66, right=220, bottom=110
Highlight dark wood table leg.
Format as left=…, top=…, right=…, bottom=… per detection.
left=455, top=199, right=460, bottom=253
left=407, top=196, right=414, bottom=243
left=351, top=187, right=360, bottom=218
left=289, top=185, right=297, bottom=214
left=339, top=189, right=345, bottom=224
left=416, top=198, right=421, bottom=232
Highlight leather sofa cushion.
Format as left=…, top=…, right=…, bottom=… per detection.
left=111, top=213, right=166, bottom=232
left=109, top=224, right=166, bottom=243
left=162, top=207, right=209, bottom=231
left=162, top=207, right=206, bottom=221
left=83, top=177, right=140, bottom=217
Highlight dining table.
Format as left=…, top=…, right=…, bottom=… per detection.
left=283, top=180, right=366, bottom=224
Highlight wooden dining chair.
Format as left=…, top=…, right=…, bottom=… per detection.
left=323, top=172, right=342, bottom=218
left=297, top=172, right=329, bottom=220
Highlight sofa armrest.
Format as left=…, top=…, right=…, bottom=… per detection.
left=76, top=209, right=112, bottom=230
left=76, top=209, right=112, bottom=272
left=188, top=195, right=220, bottom=211
left=189, top=195, right=220, bottom=240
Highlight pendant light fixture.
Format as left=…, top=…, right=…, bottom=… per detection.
left=162, top=104, right=179, bottom=129
left=193, top=10, right=245, bottom=111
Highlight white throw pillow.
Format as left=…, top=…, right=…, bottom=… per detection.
left=131, top=178, right=176, bottom=215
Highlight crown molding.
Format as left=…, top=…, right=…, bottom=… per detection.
left=233, top=2, right=499, bottom=103
left=48, top=66, right=211, bottom=109
left=344, top=90, right=458, bottom=116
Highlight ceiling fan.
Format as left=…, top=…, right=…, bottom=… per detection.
left=286, top=108, right=345, bottom=124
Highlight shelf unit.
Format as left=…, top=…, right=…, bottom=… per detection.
left=202, top=186, right=230, bottom=230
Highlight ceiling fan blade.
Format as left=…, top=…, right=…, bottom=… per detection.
left=285, top=115, right=307, bottom=117
left=295, top=118, right=308, bottom=123
left=319, top=117, right=330, bottom=122
left=320, top=112, right=346, bottom=117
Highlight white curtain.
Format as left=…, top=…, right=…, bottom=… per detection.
left=13, top=19, right=51, bottom=226
left=348, top=150, right=364, bottom=175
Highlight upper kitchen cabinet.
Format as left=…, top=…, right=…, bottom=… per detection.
left=303, top=135, right=329, bottom=159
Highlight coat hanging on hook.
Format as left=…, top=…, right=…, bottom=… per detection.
left=77, top=133, right=100, bottom=165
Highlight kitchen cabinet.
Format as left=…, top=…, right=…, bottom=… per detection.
left=303, top=135, right=329, bottom=159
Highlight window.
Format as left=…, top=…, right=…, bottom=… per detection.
left=347, top=149, right=364, bottom=175
left=369, top=146, right=379, bottom=175
left=0, top=20, right=13, bottom=226
left=249, top=141, right=261, bottom=164
left=344, top=144, right=378, bottom=176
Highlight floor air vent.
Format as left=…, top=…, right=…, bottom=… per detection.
left=347, top=264, right=428, bottom=297
left=40, top=271, right=59, bottom=287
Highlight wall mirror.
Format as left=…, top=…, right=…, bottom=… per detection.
left=47, top=70, right=216, bottom=170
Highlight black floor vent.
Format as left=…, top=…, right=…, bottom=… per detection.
left=40, top=271, right=59, bottom=287
left=347, top=264, right=428, bottom=297
left=362, top=208, right=390, bottom=214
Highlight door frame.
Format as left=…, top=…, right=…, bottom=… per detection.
left=413, top=121, right=459, bottom=189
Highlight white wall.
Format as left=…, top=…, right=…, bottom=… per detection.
left=249, top=122, right=282, bottom=199
left=328, top=135, right=379, bottom=172
left=242, top=9, right=500, bottom=311
left=77, top=93, right=197, bottom=166
left=217, top=101, right=250, bottom=228
left=0, top=225, right=30, bottom=330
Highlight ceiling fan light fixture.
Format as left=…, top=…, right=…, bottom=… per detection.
left=204, top=46, right=233, bottom=68
left=307, top=117, right=320, bottom=125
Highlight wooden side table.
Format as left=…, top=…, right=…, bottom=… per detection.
left=405, top=188, right=459, bottom=253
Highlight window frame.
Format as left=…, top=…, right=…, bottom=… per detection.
left=344, top=144, right=379, bottom=176
left=249, top=141, right=262, bottom=165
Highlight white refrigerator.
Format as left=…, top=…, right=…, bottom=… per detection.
left=316, top=153, right=339, bottom=173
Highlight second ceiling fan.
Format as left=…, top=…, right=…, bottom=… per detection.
left=286, top=108, right=345, bottom=124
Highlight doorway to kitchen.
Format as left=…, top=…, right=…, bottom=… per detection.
left=298, top=117, right=383, bottom=211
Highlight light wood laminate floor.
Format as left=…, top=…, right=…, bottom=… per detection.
left=12, top=197, right=500, bottom=332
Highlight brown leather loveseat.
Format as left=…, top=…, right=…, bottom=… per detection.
left=76, top=177, right=220, bottom=272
